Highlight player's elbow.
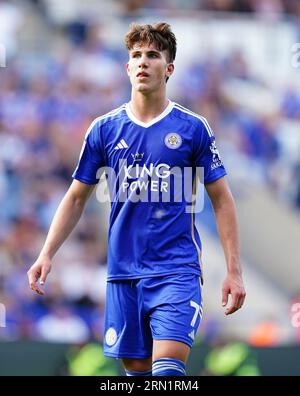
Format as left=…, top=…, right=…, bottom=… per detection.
left=65, top=181, right=94, bottom=210
left=211, top=190, right=235, bottom=213
left=65, top=190, right=89, bottom=212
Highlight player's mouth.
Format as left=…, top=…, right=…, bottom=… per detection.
left=137, top=71, right=149, bottom=79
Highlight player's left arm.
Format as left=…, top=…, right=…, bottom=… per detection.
left=205, top=176, right=246, bottom=315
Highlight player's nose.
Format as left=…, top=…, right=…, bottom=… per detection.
left=138, top=54, right=149, bottom=68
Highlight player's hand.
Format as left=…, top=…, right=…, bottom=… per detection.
left=27, top=256, right=52, bottom=296
left=222, top=272, right=246, bottom=315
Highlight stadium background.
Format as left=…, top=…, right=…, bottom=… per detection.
left=0, top=0, right=300, bottom=375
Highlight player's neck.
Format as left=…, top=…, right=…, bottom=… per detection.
left=130, top=91, right=169, bottom=123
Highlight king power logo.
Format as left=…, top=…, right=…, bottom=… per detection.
left=95, top=160, right=205, bottom=213
left=120, top=162, right=171, bottom=195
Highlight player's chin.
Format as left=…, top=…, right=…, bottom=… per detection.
left=135, top=82, right=152, bottom=93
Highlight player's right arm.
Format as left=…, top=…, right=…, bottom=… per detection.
left=27, top=179, right=95, bottom=295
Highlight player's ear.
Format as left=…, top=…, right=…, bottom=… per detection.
left=125, top=62, right=130, bottom=76
left=166, top=63, right=174, bottom=79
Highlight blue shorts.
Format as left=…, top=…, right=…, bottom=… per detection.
left=103, top=273, right=203, bottom=359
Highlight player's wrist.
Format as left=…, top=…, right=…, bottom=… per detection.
left=39, top=250, right=53, bottom=261
left=227, top=266, right=242, bottom=277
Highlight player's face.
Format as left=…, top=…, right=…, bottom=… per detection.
left=126, top=43, right=174, bottom=94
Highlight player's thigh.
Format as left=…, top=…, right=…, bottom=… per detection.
left=153, top=339, right=190, bottom=363
left=122, top=357, right=152, bottom=372
left=148, top=274, right=203, bottom=351
left=104, top=280, right=152, bottom=359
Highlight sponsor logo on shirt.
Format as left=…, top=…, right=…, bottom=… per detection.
left=210, top=140, right=223, bottom=170
left=130, top=153, right=144, bottom=162
left=114, top=139, right=129, bottom=150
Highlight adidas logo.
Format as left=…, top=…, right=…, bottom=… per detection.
left=114, top=139, right=129, bottom=150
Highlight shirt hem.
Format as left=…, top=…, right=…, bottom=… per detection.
left=205, top=171, right=227, bottom=184
left=107, top=268, right=201, bottom=281
left=72, top=175, right=98, bottom=185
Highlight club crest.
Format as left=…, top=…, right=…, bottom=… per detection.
left=164, top=133, right=182, bottom=149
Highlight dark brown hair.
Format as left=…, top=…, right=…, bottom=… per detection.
left=125, top=22, right=177, bottom=63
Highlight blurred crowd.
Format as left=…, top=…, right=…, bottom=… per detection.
left=12, top=0, right=300, bottom=20
left=122, top=0, right=300, bottom=17
left=0, top=0, right=300, bottom=344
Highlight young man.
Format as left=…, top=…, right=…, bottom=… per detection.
left=28, top=22, right=246, bottom=376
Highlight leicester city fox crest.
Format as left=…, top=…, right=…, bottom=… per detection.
left=105, top=327, right=117, bottom=346
left=164, top=133, right=182, bottom=149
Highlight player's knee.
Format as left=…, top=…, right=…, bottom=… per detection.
left=153, top=340, right=190, bottom=363
left=122, top=357, right=152, bottom=373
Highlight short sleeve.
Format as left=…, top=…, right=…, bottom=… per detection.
left=72, top=121, right=106, bottom=185
left=193, top=118, right=227, bottom=184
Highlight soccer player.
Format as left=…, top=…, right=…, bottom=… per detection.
left=27, top=22, right=246, bottom=376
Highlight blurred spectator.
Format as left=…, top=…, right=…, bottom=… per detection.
left=0, top=0, right=24, bottom=57
left=36, top=304, right=90, bottom=343
left=248, top=317, right=282, bottom=346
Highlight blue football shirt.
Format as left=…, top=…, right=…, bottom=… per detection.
left=73, top=100, right=226, bottom=280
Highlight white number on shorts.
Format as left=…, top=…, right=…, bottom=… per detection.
left=190, top=300, right=200, bottom=327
